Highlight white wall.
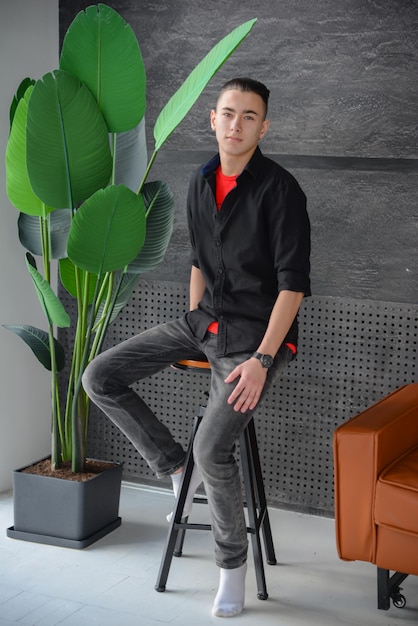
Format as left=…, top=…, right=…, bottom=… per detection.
left=0, top=0, right=59, bottom=492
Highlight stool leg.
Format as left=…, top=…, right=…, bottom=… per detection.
left=240, top=419, right=277, bottom=601
left=245, top=419, right=277, bottom=566
left=173, top=515, right=188, bottom=558
left=240, top=424, right=268, bottom=600
left=155, top=413, right=202, bottom=592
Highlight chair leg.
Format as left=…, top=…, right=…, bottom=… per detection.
left=377, top=568, right=408, bottom=610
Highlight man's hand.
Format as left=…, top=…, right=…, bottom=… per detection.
left=225, top=358, right=268, bottom=413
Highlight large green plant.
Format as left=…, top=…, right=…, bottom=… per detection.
left=4, top=4, right=256, bottom=473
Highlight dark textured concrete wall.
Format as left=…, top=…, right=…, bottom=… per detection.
left=60, top=0, right=418, bottom=304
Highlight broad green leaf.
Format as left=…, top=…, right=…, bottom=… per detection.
left=67, top=184, right=146, bottom=275
left=60, top=3, right=146, bottom=132
left=154, top=18, right=257, bottom=150
left=5, top=87, right=47, bottom=216
left=18, top=210, right=71, bottom=259
left=114, top=119, right=148, bottom=191
left=128, top=181, right=174, bottom=274
left=9, top=77, right=35, bottom=129
left=26, top=254, right=70, bottom=328
left=26, top=70, right=112, bottom=209
left=59, top=257, right=100, bottom=303
left=2, top=324, right=65, bottom=371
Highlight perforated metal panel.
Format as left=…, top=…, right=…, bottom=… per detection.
left=259, top=297, right=417, bottom=515
left=59, top=281, right=418, bottom=516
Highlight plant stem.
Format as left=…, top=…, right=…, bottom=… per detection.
left=137, top=149, right=158, bottom=195
left=94, top=270, right=125, bottom=357
left=40, top=210, right=63, bottom=469
left=70, top=266, right=105, bottom=472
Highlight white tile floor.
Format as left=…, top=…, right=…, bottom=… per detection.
left=0, top=483, right=417, bottom=626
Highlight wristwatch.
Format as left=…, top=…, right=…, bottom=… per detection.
left=251, top=352, right=274, bottom=368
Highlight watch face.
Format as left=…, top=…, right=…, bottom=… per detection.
left=261, top=354, right=274, bottom=368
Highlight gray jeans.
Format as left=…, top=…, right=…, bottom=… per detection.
left=82, top=316, right=293, bottom=568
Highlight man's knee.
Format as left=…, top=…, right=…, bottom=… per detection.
left=82, top=357, right=106, bottom=398
left=193, top=430, right=213, bottom=472
left=193, top=428, right=226, bottom=474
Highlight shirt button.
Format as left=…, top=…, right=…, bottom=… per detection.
left=218, top=268, right=223, bottom=274
left=216, top=240, right=221, bottom=246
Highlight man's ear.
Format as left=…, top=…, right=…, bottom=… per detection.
left=210, top=109, right=216, bottom=130
left=259, top=119, right=270, bottom=139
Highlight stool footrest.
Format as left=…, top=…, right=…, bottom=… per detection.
left=174, top=522, right=212, bottom=531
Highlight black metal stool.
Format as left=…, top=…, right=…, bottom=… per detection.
left=155, top=359, right=277, bottom=600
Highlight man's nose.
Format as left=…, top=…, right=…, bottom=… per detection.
left=230, top=116, right=241, bottom=132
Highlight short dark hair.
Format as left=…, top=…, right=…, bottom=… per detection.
left=218, top=77, right=270, bottom=118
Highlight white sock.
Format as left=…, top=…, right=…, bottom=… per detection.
left=166, top=464, right=202, bottom=523
left=212, top=563, right=247, bottom=618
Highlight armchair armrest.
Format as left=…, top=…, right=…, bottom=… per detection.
left=333, top=383, right=418, bottom=563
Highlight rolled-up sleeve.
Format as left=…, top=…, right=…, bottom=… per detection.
left=269, top=174, right=311, bottom=297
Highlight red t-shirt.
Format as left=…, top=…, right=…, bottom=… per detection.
left=215, top=166, right=237, bottom=210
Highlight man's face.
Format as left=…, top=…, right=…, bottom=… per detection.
left=210, top=89, right=269, bottom=162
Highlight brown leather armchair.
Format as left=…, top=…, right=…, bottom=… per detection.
left=333, top=383, right=418, bottom=610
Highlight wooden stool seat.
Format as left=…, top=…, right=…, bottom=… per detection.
left=155, top=358, right=277, bottom=600
left=172, top=358, right=211, bottom=372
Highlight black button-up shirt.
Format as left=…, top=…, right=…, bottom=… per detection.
left=185, top=147, right=311, bottom=357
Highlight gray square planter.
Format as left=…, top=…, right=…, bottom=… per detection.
left=7, top=457, right=122, bottom=548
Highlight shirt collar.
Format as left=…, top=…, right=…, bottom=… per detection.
left=201, top=146, right=264, bottom=181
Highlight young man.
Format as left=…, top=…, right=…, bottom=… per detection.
left=83, top=77, right=311, bottom=618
